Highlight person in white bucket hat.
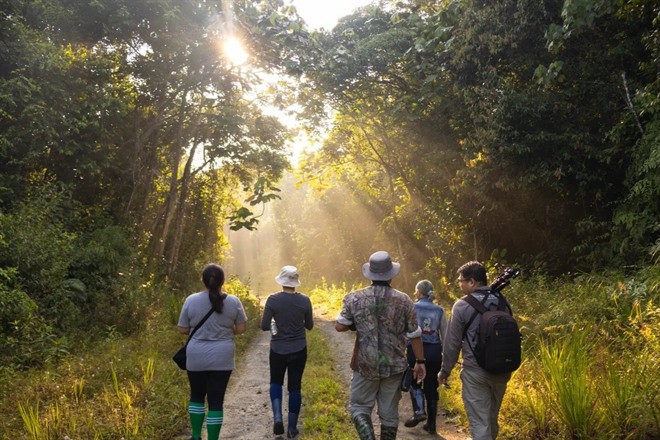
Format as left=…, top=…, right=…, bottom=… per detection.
left=261, top=265, right=313, bottom=438
left=335, top=251, right=426, bottom=440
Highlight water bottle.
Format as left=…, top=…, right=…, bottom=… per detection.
left=270, top=318, right=278, bottom=336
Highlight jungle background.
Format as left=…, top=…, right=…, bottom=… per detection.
left=0, top=0, right=658, bottom=438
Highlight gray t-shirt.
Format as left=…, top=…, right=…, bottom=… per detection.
left=178, top=290, right=248, bottom=371
left=260, top=291, right=313, bottom=354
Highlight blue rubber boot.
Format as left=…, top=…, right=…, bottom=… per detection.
left=272, top=398, right=284, bottom=435
left=287, top=412, right=299, bottom=438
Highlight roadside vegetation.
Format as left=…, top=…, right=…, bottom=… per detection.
left=0, top=279, right=259, bottom=440
left=1, top=263, right=658, bottom=439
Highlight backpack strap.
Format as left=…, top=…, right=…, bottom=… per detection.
left=460, top=292, right=490, bottom=360
left=493, top=291, right=514, bottom=315
left=461, top=290, right=514, bottom=339
left=462, top=291, right=490, bottom=338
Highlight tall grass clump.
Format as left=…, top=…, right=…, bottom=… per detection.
left=598, top=299, right=660, bottom=438
left=539, top=328, right=601, bottom=439
left=498, top=268, right=660, bottom=439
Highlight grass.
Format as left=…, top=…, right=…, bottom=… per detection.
left=300, top=329, right=355, bottom=439
left=538, top=329, right=601, bottom=439
left=498, top=269, right=660, bottom=439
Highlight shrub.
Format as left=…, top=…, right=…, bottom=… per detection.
left=0, top=268, right=59, bottom=369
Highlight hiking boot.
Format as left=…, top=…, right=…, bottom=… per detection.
left=287, top=412, right=299, bottom=438
left=405, top=413, right=427, bottom=428
left=380, top=425, right=398, bottom=440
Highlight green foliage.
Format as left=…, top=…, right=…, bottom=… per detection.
left=494, top=268, right=660, bottom=439
left=0, top=268, right=58, bottom=369
left=0, top=184, right=76, bottom=297
left=229, top=177, right=282, bottom=231
left=69, top=226, right=132, bottom=285
left=301, top=326, right=354, bottom=439
left=295, top=0, right=660, bottom=274
left=1, top=0, right=307, bottom=294
left=307, top=279, right=355, bottom=318
left=224, top=276, right=261, bottom=354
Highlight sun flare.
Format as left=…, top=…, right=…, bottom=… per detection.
left=224, top=37, right=248, bottom=66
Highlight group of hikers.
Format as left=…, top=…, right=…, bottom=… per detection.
left=176, top=251, right=515, bottom=440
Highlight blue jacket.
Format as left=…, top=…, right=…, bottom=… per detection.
left=415, top=297, right=447, bottom=345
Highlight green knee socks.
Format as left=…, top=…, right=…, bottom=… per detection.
left=207, top=410, right=223, bottom=440
left=188, top=401, right=205, bottom=438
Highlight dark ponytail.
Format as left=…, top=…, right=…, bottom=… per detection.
left=202, top=263, right=227, bottom=313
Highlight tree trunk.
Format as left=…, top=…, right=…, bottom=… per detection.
left=167, top=137, right=198, bottom=277
left=157, top=93, right=188, bottom=261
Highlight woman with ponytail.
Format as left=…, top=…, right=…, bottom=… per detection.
left=403, top=279, right=447, bottom=435
left=177, top=264, right=248, bottom=440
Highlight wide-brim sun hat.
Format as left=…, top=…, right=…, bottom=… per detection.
left=362, top=251, right=400, bottom=281
left=275, top=265, right=300, bottom=287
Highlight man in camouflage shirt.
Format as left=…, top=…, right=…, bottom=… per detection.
left=336, top=251, right=426, bottom=440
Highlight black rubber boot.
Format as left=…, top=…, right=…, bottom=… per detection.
left=422, top=399, right=438, bottom=434
left=404, top=387, right=427, bottom=427
left=380, top=425, right=398, bottom=440
left=352, top=413, right=377, bottom=440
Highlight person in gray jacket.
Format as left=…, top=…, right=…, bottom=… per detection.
left=439, top=261, right=512, bottom=440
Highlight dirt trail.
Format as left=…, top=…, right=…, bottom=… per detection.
left=215, top=315, right=468, bottom=439
left=219, top=328, right=277, bottom=439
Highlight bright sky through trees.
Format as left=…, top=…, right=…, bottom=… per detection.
left=276, top=1, right=373, bottom=165
left=291, top=0, right=374, bottom=30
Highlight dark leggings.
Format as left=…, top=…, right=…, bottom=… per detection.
left=407, top=342, right=442, bottom=401
left=187, top=370, right=232, bottom=411
left=269, top=347, right=307, bottom=391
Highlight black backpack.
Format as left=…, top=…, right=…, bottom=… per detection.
left=462, top=291, right=522, bottom=374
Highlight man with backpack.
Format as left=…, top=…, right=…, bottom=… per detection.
left=439, top=261, right=520, bottom=440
